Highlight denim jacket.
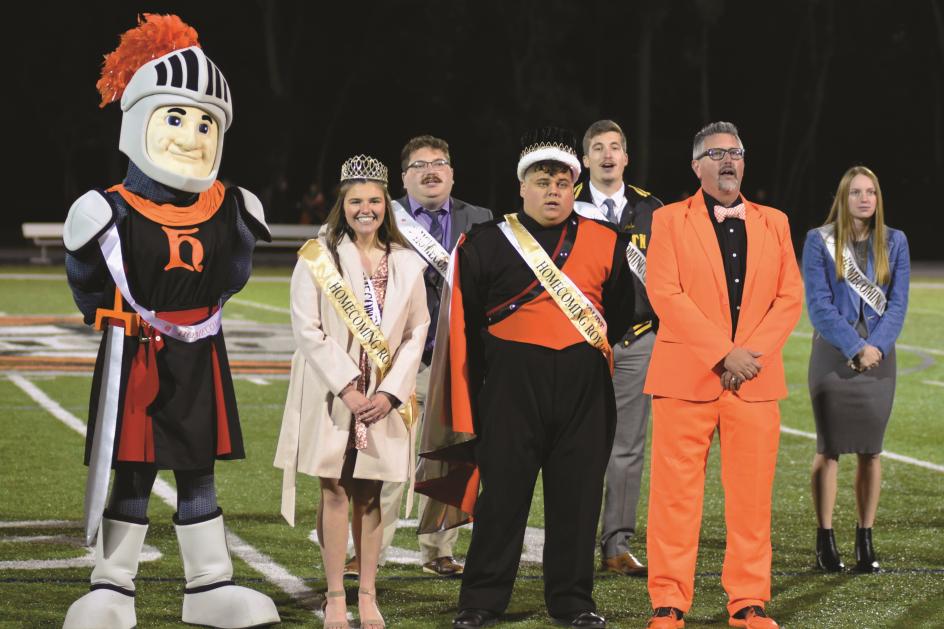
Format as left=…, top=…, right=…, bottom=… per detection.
left=801, top=226, right=909, bottom=359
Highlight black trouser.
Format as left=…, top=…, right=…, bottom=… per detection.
left=458, top=336, right=616, bottom=617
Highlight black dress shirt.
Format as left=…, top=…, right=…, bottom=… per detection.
left=703, top=192, right=747, bottom=337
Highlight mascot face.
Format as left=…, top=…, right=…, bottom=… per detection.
left=146, top=105, right=219, bottom=179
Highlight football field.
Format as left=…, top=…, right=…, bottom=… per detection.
left=1, top=266, right=942, bottom=628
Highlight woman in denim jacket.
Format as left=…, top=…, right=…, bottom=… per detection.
left=802, top=165, right=910, bottom=574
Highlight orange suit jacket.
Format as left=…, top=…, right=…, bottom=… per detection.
left=643, top=189, right=803, bottom=402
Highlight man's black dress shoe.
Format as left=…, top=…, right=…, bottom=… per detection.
left=453, top=608, right=499, bottom=628
left=552, top=610, right=607, bottom=628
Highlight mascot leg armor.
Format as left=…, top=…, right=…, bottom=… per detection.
left=176, top=510, right=280, bottom=628
left=63, top=517, right=148, bottom=629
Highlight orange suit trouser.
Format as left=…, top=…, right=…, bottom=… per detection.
left=647, top=392, right=780, bottom=615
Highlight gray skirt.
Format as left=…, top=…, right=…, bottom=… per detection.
left=808, top=332, right=896, bottom=455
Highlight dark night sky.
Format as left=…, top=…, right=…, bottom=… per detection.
left=7, top=0, right=944, bottom=259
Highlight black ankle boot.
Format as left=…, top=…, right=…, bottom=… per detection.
left=854, top=525, right=880, bottom=573
left=815, top=527, right=845, bottom=572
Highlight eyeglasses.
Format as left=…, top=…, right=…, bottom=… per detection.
left=407, top=158, right=451, bottom=171
left=695, top=147, right=745, bottom=161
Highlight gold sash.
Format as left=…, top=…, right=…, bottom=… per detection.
left=298, top=239, right=417, bottom=428
left=502, top=214, right=613, bottom=369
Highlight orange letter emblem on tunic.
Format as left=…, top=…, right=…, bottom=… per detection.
left=162, top=226, right=204, bottom=272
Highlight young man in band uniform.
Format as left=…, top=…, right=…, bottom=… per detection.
left=417, top=128, right=635, bottom=629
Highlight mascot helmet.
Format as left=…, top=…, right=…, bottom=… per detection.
left=98, top=14, right=233, bottom=192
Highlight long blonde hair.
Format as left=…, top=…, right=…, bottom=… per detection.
left=823, top=165, right=890, bottom=285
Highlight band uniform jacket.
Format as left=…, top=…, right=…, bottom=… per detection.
left=643, top=189, right=803, bottom=402
left=275, top=229, right=430, bottom=524
left=574, top=180, right=662, bottom=342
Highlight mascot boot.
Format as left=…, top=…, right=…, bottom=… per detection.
left=175, top=509, right=280, bottom=627
left=63, top=516, right=148, bottom=629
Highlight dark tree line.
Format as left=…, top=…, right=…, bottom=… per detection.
left=9, top=0, right=942, bottom=258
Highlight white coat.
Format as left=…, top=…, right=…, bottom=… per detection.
left=274, top=231, right=429, bottom=525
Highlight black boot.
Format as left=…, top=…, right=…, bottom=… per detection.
left=854, top=525, right=880, bottom=573
left=815, top=527, right=845, bottom=572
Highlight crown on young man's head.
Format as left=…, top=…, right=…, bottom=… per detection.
left=516, top=126, right=581, bottom=182
left=518, top=127, right=579, bottom=159
left=340, top=154, right=389, bottom=184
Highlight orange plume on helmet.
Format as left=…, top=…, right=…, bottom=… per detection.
left=97, top=14, right=201, bottom=108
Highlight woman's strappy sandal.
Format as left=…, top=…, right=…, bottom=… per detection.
left=322, top=590, right=350, bottom=629
left=358, top=589, right=386, bottom=629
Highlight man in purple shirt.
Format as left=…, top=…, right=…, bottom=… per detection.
left=345, top=135, right=492, bottom=578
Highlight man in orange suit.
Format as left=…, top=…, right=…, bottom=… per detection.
left=642, top=122, right=802, bottom=629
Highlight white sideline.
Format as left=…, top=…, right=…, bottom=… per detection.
left=229, top=298, right=291, bottom=315
left=780, top=425, right=944, bottom=473
left=7, top=373, right=319, bottom=613
left=0, top=273, right=291, bottom=283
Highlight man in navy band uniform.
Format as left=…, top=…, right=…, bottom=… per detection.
left=574, top=119, right=662, bottom=577
left=357, top=135, right=491, bottom=578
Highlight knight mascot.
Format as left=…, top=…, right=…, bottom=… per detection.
left=62, top=14, right=279, bottom=628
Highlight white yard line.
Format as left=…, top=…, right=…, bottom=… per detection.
left=0, top=536, right=162, bottom=571
left=0, top=520, right=79, bottom=528
left=228, top=298, right=291, bottom=315
left=247, top=377, right=270, bottom=386
left=9, top=375, right=87, bottom=434
left=7, top=373, right=319, bottom=613
left=780, top=425, right=944, bottom=473
left=923, top=380, right=944, bottom=388
left=0, top=274, right=66, bottom=280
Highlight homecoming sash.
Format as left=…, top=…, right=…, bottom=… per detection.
left=573, top=201, right=647, bottom=285
left=99, top=225, right=223, bottom=342
left=817, top=225, right=887, bottom=316
left=499, top=214, right=612, bottom=367
left=392, top=201, right=450, bottom=278
left=298, top=239, right=417, bottom=428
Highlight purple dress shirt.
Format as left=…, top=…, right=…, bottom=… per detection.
left=408, top=196, right=452, bottom=249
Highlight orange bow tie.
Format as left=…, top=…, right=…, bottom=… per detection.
left=713, top=203, right=745, bottom=223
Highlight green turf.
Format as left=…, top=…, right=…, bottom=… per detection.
left=1, top=274, right=943, bottom=627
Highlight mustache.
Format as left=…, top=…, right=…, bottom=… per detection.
left=421, top=174, right=442, bottom=184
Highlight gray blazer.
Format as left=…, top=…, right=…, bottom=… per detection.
left=396, top=195, right=492, bottom=363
